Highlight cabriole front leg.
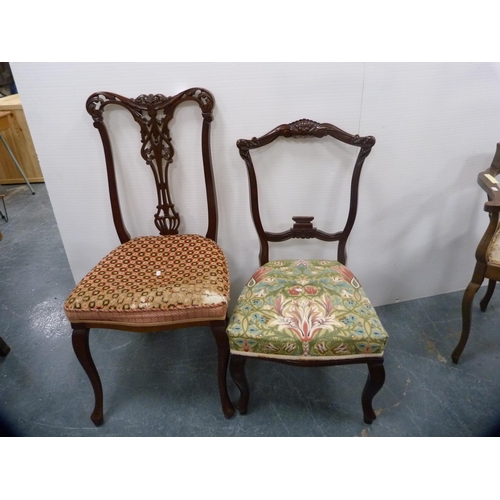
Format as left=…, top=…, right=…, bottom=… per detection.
left=452, top=281, right=481, bottom=364
left=362, top=359, right=385, bottom=424
left=229, top=355, right=249, bottom=414
left=71, top=325, right=104, bottom=426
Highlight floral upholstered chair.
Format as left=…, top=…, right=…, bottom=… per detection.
left=452, top=143, right=500, bottom=363
left=64, top=89, right=234, bottom=425
left=226, top=119, right=389, bottom=424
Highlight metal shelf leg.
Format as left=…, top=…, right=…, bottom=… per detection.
left=0, top=133, right=35, bottom=195
left=0, top=194, right=7, bottom=221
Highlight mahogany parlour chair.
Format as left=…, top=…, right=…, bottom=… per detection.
left=64, top=89, right=234, bottom=425
left=452, top=143, right=500, bottom=363
left=226, top=119, right=389, bottom=424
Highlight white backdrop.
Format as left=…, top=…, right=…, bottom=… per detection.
left=10, top=62, right=500, bottom=308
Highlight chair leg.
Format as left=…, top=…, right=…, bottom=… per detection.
left=452, top=280, right=482, bottom=364
left=71, top=326, right=104, bottom=426
left=362, top=359, right=385, bottom=424
left=229, top=355, right=249, bottom=415
left=480, top=279, right=496, bottom=312
left=0, top=336, right=10, bottom=356
left=210, top=320, right=235, bottom=419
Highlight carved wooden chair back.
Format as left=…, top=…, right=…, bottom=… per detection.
left=453, top=142, right=500, bottom=363
left=227, top=119, right=388, bottom=424
left=64, top=89, right=234, bottom=426
left=237, top=119, right=376, bottom=265
left=86, top=89, right=218, bottom=242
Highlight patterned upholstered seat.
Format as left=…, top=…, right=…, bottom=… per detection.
left=227, top=119, right=388, bottom=424
left=452, top=143, right=500, bottom=363
left=227, top=260, right=387, bottom=360
left=66, top=89, right=234, bottom=426
left=65, top=235, right=229, bottom=327
left=486, top=226, right=500, bottom=267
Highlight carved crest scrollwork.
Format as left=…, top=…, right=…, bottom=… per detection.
left=186, top=88, right=214, bottom=120
left=86, top=93, right=110, bottom=126
left=133, top=94, right=170, bottom=106
left=352, top=134, right=376, bottom=148
left=287, top=119, right=323, bottom=138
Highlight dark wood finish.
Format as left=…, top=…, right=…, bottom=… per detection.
left=86, top=89, right=218, bottom=243
left=362, top=359, right=385, bottom=424
left=229, top=355, right=249, bottom=414
left=230, top=355, right=384, bottom=423
left=0, top=336, right=10, bottom=356
left=211, top=320, right=236, bottom=418
left=452, top=143, right=500, bottom=363
left=238, top=119, right=375, bottom=266
left=232, top=119, right=384, bottom=423
left=72, top=326, right=103, bottom=425
left=480, top=279, right=496, bottom=311
left=72, top=89, right=234, bottom=425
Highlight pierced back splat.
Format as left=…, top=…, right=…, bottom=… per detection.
left=86, top=88, right=217, bottom=243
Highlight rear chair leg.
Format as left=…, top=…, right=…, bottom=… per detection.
left=480, top=279, right=496, bottom=312
left=72, top=326, right=104, bottom=426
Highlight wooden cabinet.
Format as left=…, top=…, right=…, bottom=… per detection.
left=0, top=94, right=43, bottom=184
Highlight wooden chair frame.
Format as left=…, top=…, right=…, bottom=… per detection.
left=70, top=89, right=234, bottom=425
left=452, top=143, right=500, bottom=363
left=230, top=119, right=385, bottom=424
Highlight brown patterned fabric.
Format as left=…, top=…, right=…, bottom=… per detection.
left=64, top=234, right=229, bottom=327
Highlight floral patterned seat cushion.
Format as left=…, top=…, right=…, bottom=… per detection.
left=227, top=260, right=388, bottom=361
left=64, top=234, right=229, bottom=327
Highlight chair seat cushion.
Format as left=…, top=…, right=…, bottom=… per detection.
left=64, top=234, right=229, bottom=327
left=227, top=260, right=388, bottom=361
left=487, top=225, right=500, bottom=266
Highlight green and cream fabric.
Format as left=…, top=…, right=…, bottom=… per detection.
left=227, top=260, right=388, bottom=361
left=65, top=234, right=229, bottom=328
left=487, top=226, right=500, bottom=266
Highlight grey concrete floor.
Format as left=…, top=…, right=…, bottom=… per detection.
left=1, top=183, right=500, bottom=436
